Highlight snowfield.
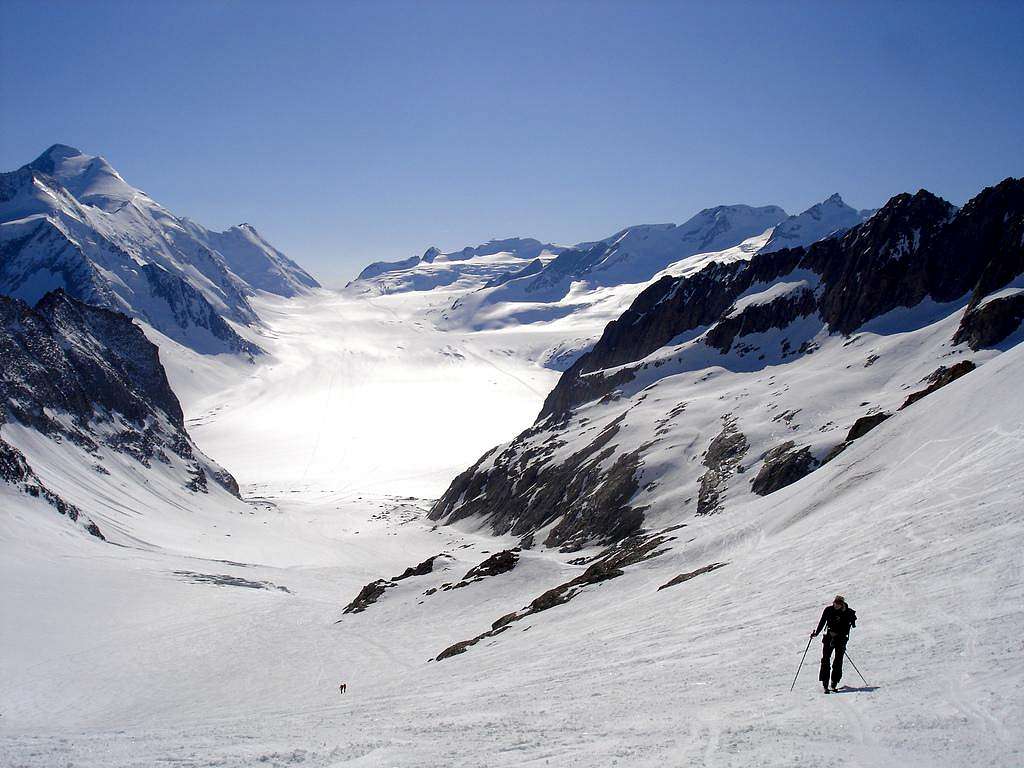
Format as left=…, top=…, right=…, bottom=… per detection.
left=2, top=277, right=1022, bottom=766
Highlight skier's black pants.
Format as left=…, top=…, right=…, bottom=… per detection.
left=819, top=633, right=847, bottom=685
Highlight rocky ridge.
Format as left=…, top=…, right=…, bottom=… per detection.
left=429, top=178, right=1024, bottom=549
left=0, top=290, right=240, bottom=533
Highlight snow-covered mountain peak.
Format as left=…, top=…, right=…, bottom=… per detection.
left=761, top=193, right=872, bottom=254
left=1, top=145, right=319, bottom=354
left=27, top=145, right=139, bottom=211
left=27, top=144, right=84, bottom=172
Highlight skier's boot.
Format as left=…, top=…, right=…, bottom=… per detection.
left=831, top=683, right=839, bottom=692
left=823, top=682, right=830, bottom=694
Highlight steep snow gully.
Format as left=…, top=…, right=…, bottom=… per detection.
left=2, top=177, right=1023, bottom=767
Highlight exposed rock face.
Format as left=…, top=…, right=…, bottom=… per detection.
left=139, top=263, right=261, bottom=356
left=658, top=562, right=728, bottom=591
left=0, top=436, right=103, bottom=539
left=539, top=260, right=753, bottom=418
left=697, top=416, right=749, bottom=515
left=822, top=411, right=894, bottom=463
left=750, top=442, right=817, bottom=496
left=462, top=550, right=518, bottom=580
left=845, top=413, right=892, bottom=441
left=341, top=579, right=393, bottom=615
left=428, top=416, right=645, bottom=550
left=341, top=554, right=455, bottom=617
left=0, top=291, right=240, bottom=526
left=954, top=293, right=1024, bottom=350
left=1, top=291, right=184, bottom=434
left=900, top=361, right=977, bottom=410
left=433, top=550, right=521, bottom=592
left=393, top=554, right=446, bottom=581
left=705, top=287, right=818, bottom=354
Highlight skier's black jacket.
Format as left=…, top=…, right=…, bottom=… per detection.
left=815, top=606, right=857, bottom=638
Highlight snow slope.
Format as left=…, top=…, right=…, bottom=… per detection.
left=1, top=178, right=1020, bottom=767
left=1, top=329, right=1020, bottom=767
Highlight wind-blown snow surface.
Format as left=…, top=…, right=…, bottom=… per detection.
left=2, top=272, right=1022, bottom=765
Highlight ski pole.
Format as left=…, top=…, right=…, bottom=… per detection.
left=844, top=650, right=869, bottom=687
left=790, top=635, right=814, bottom=692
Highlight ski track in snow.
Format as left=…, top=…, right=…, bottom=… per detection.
left=1, top=288, right=1022, bottom=767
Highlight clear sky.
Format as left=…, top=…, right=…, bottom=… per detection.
left=2, top=1, right=1022, bottom=285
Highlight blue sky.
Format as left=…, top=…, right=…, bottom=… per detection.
left=2, top=1, right=1022, bottom=285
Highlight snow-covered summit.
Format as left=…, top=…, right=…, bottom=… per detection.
left=181, top=219, right=320, bottom=298
left=0, top=145, right=319, bottom=354
left=27, top=144, right=145, bottom=211
left=761, top=193, right=873, bottom=253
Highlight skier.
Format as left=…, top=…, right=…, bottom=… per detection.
left=810, top=594, right=856, bottom=693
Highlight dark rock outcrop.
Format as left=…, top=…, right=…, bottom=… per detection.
left=900, top=361, right=977, bottom=410
left=436, top=550, right=521, bottom=592
left=0, top=436, right=103, bottom=539
left=341, top=579, right=394, bottom=615
left=845, top=412, right=892, bottom=441
left=462, top=550, right=518, bottom=580
left=0, top=291, right=240, bottom=497
left=705, top=288, right=818, bottom=353
left=658, top=562, right=728, bottom=590
left=393, top=554, right=446, bottom=581
left=954, top=293, right=1024, bottom=350
left=750, top=442, right=817, bottom=496
left=697, top=416, right=749, bottom=514
left=1, top=291, right=184, bottom=434
left=822, top=411, right=894, bottom=463
left=428, top=415, right=645, bottom=550
left=140, top=263, right=262, bottom=356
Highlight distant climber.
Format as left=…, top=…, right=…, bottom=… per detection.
left=338, top=682, right=347, bottom=694
left=811, top=594, right=856, bottom=693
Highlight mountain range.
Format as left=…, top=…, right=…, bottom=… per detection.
left=429, top=178, right=1024, bottom=549
left=2, top=146, right=1023, bottom=767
